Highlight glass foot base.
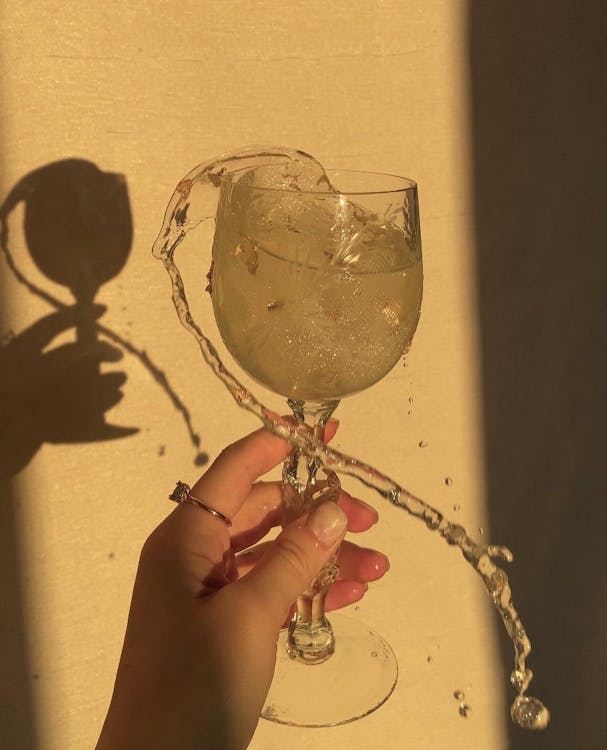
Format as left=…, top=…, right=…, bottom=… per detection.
left=261, top=613, right=398, bottom=727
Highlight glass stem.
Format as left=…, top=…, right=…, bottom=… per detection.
left=282, top=398, right=341, bottom=664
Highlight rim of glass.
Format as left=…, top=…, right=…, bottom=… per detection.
left=219, top=165, right=417, bottom=196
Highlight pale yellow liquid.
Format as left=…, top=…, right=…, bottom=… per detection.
left=211, top=223, right=422, bottom=401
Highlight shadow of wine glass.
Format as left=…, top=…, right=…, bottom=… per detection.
left=0, top=159, right=140, bottom=477
left=0, top=158, right=209, bottom=748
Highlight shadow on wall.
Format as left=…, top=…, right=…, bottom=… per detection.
left=0, top=159, right=208, bottom=747
left=0, top=159, right=138, bottom=476
left=469, top=2, right=607, bottom=748
left=0, top=159, right=208, bottom=477
left=0, top=159, right=137, bottom=749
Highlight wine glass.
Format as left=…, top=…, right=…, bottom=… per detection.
left=208, top=164, right=423, bottom=726
left=154, top=149, right=550, bottom=733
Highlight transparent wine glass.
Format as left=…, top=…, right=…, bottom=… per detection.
left=154, top=149, right=550, bottom=733
left=209, top=164, right=423, bottom=726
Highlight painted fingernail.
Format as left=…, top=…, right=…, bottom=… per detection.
left=307, top=501, right=348, bottom=547
left=369, top=553, right=390, bottom=578
left=356, top=497, right=379, bottom=522
left=323, top=419, right=340, bottom=439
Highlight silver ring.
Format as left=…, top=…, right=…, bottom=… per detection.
left=169, top=481, right=232, bottom=527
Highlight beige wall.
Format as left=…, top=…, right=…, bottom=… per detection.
left=2, top=2, right=604, bottom=749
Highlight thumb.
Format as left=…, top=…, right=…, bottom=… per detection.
left=240, top=501, right=348, bottom=626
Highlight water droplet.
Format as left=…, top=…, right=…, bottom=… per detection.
left=444, top=476, right=453, bottom=487
left=491, top=569, right=507, bottom=594
left=408, top=396, right=414, bottom=404
left=459, top=703, right=471, bottom=718
left=418, top=440, right=428, bottom=448
left=478, top=526, right=484, bottom=536
left=511, top=695, right=550, bottom=730
left=510, top=668, right=532, bottom=693
left=453, top=690, right=465, bottom=701
left=262, top=704, right=278, bottom=720
left=194, top=451, right=209, bottom=466
left=371, top=651, right=378, bottom=658
left=445, top=524, right=466, bottom=545
left=427, top=655, right=433, bottom=663
left=453, top=503, right=461, bottom=512
left=107, top=552, right=115, bottom=559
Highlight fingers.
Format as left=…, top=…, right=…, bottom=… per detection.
left=229, top=483, right=282, bottom=552
left=189, top=426, right=292, bottom=524
left=337, top=541, right=389, bottom=582
left=236, top=539, right=389, bottom=584
left=230, top=483, right=379, bottom=552
left=189, top=418, right=340, bottom=530
left=11, top=304, right=106, bottom=353
left=236, top=538, right=388, bottom=625
left=325, top=580, right=368, bottom=611
left=147, top=421, right=341, bottom=595
left=153, top=427, right=293, bottom=592
left=337, top=491, right=378, bottom=532
left=236, top=502, right=348, bottom=627
left=10, top=307, right=77, bottom=353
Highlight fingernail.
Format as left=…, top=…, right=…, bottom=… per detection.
left=307, top=501, right=348, bottom=547
left=356, top=496, right=379, bottom=522
left=323, top=419, right=340, bottom=441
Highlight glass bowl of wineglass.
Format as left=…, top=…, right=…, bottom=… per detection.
left=153, top=149, right=422, bottom=727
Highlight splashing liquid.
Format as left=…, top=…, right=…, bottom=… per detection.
left=152, top=146, right=549, bottom=730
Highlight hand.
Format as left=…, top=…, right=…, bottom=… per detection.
left=96, top=422, right=389, bottom=750
left=0, top=305, right=133, bottom=476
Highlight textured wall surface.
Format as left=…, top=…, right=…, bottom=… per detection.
left=1, top=2, right=604, bottom=749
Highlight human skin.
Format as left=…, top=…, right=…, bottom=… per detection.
left=96, top=422, right=389, bottom=750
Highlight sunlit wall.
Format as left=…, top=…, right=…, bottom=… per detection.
left=6, top=2, right=602, bottom=749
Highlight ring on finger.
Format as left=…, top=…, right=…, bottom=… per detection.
left=169, top=481, right=232, bottom=527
